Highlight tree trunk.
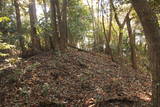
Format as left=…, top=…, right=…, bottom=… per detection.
left=0, top=0, right=2, bottom=12
left=108, top=0, right=113, bottom=43
left=61, top=0, right=68, bottom=51
left=131, top=0, right=160, bottom=106
left=126, top=15, right=137, bottom=69
left=29, top=0, right=41, bottom=53
left=101, top=5, right=109, bottom=54
left=42, top=0, right=51, bottom=51
left=55, top=0, right=68, bottom=51
left=101, top=0, right=113, bottom=61
left=42, top=0, right=48, bottom=23
left=50, top=0, right=59, bottom=51
left=111, top=0, right=132, bottom=56
left=117, top=27, right=123, bottom=56
left=87, top=0, right=96, bottom=49
left=14, top=0, right=25, bottom=55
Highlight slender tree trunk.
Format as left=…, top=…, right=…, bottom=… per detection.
left=111, top=0, right=132, bottom=56
left=0, top=0, right=7, bottom=42
left=91, top=0, right=96, bottom=48
left=50, top=0, right=59, bottom=51
left=55, top=0, right=63, bottom=51
left=131, top=0, right=160, bottom=106
left=101, top=7, right=109, bottom=54
left=0, top=0, right=2, bottom=13
left=117, top=27, right=123, bottom=56
left=42, top=0, right=48, bottom=22
left=42, top=0, right=51, bottom=51
left=14, top=0, right=25, bottom=55
left=55, top=0, right=67, bottom=51
left=61, top=0, right=68, bottom=51
left=97, top=0, right=101, bottom=46
left=108, top=0, right=112, bottom=43
left=0, top=0, right=3, bottom=35
left=87, top=0, right=96, bottom=49
left=29, top=0, right=41, bottom=53
left=126, top=15, right=137, bottom=69
left=100, top=2, right=113, bottom=61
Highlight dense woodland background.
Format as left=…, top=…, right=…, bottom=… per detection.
left=0, top=0, right=160, bottom=106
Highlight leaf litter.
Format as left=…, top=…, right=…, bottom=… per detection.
left=0, top=48, right=151, bottom=107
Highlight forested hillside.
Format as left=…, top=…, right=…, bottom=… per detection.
left=0, top=0, right=160, bottom=107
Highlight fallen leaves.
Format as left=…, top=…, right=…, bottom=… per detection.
left=0, top=48, right=152, bottom=106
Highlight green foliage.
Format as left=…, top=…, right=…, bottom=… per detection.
left=19, top=86, right=31, bottom=105
left=19, top=87, right=31, bottom=96
left=0, top=52, right=9, bottom=57
left=149, top=0, right=160, bottom=14
left=0, top=16, right=11, bottom=22
left=5, top=57, right=21, bottom=64
left=68, top=0, right=92, bottom=43
left=0, top=42, right=15, bottom=50
left=7, top=73, right=19, bottom=84
left=41, top=83, right=50, bottom=96
left=0, top=0, right=152, bottom=74
left=25, top=62, right=41, bottom=72
left=0, top=35, right=16, bottom=57
left=7, top=69, right=22, bottom=84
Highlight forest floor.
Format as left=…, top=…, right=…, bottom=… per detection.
left=0, top=48, right=152, bottom=107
